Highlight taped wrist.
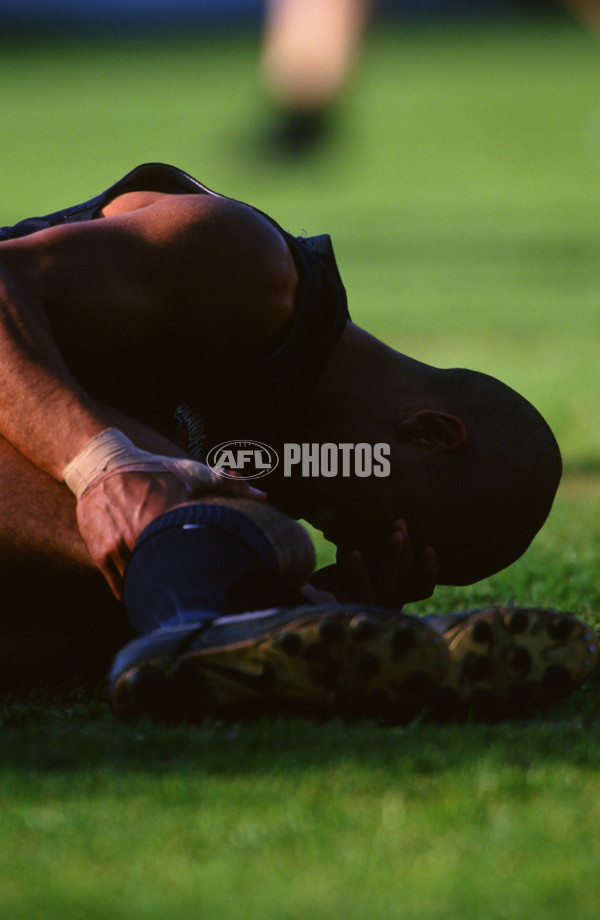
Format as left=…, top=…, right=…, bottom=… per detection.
left=62, top=428, right=220, bottom=500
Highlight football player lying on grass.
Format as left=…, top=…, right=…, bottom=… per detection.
left=0, top=163, right=595, bottom=721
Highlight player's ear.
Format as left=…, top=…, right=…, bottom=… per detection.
left=397, top=410, right=467, bottom=452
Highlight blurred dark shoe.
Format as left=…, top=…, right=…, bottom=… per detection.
left=426, top=606, right=599, bottom=721
left=266, top=107, right=332, bottom=157
left=109, top=605, right=449, bottom=724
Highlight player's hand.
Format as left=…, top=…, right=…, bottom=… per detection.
left=335, top=519, right=439, bottom=610
left=76, top=467, right=265, bottom=599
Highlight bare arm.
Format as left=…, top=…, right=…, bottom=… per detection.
left=0, top=193, right=293, bottom=594
left=0, top=267, right=111, bottom=476
left=0, top=191, right=295, bottom=472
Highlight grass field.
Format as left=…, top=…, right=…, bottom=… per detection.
left=2, top=14, right=600, bottom=919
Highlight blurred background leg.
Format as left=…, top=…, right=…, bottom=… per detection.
left=558, top=0, right=600, bottom=34
left=260, top=0, right=375, bottom=153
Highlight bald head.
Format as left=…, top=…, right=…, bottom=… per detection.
left=293, top=325, right=562, bottom=589
left=403, top=365, right=562, bottom=584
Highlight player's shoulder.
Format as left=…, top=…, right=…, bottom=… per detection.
left=100, top=189, right=176, bottom=217
left=102, top=190, right=287, bottom=256
left=100, top=189, right=226, bottom=221
left=82, top=186, right=299, bottom=333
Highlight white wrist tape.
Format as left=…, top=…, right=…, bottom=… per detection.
left=62, top=428, right=221, bottom=500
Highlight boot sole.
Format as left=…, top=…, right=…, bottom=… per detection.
left=430, top=606, right=599, bottom=721
left=110, top=607, right=449, bottom=724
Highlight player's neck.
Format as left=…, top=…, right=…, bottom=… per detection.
left=305, top=323, right=417, bottom=440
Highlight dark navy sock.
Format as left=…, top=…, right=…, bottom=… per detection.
left=123, top=504, right=279, bottom=634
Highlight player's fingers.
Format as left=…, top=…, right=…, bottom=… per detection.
left=382, top=520, right=439, bottom=606
left=424, top=546, right=439, bottom=584
left=375, top=527, right=404, bottom=603
left=393, top=519, right=414, bottom=571
left=98, top=555, right=125, bottom=600
left=217, top=475, right=267, bottom=501
left=346, top=550, right=377, bottom=604
left=402, top=545, right=439, bottom=604
left=376, top=519, right=416, bottom=603
left=413, top=546, right=439, bottom=601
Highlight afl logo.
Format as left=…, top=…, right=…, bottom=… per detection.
left=206, top=440, right=279, bottom=480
